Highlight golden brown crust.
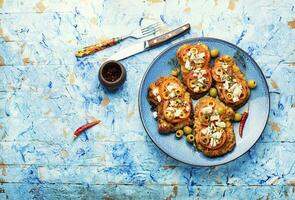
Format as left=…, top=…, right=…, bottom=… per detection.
left=211, top=55, right=250, bottom=109
left=194, top=96, right=236, bottom=157
left=147, top=76, right=193, bottom=133
left=176, top=43, right=212, bottom=99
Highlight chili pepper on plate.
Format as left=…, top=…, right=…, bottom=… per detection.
left=73, top=120, right=101, bottom=140
left=239, top=103, right=249, bottom=138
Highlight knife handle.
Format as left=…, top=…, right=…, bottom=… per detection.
left=147, top=23, right=190, bottom=48
left=75, top=38, right=119, bottom=58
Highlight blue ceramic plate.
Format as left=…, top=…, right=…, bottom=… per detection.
left=138, top=37, right=270, bottom=166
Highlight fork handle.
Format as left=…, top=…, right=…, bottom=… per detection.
left=147, top=23, right=190, bottom=48
left=75, top=37, right=120, bottom=57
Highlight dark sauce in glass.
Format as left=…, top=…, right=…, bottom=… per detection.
left=102, top=62, right=122, bottom=82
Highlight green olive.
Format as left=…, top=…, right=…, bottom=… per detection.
left=234, top=112, right=242, bottom=122
left=175, top=99, right=181, bottom=104
left=171, top=68, right=180, bottom=76
left=165, top=111, right=174, bottom=121
left=217, top=107, right=225, bottom=114
left=247, top=80, right=257, bottom=89
left=175, top=130, right=184, bottom=139
left=227, top=92, right=233, bottom=99
left=201, top=113, right=210, bottom=123
left=189, top=79, right=196, bottom=87
left=183, top=126, right=192, bottom=135
left=210, top=49, right=219, bottom=58
left=175, top=88, right=182, bottom=96
left=186, top=134, right=195, bottom=143
left=209, top=87, right=218, bottom=97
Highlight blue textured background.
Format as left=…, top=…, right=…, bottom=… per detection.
left=0, top=0, right=295, bottom=199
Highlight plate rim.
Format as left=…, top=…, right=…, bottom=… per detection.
left=138, top=37, right=270, bottom=167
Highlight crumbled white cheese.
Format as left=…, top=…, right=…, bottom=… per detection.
left=201, top=69, right=207, bottom=74
left=193, top=71, right=200, bottom=77
left=196, top=52, right=205, bottom=59
left=169, top=92, right=176, bottom=98
left=166, top=107, right=174, bottom=112
left=230, top=83, right=237, bottom=91
left=185, top=60, right=191, bottom=70
left=198, top=82, right=204, bottom=87
left=210, top=123, right=217, bottom=132
left=233, top=96, right=239, bottom=102
left=156, top=95, right=161, bottom=102
left=185, top=105, right=190, bottom=112
left=201, top=106, right=213, bottom=114
left=215, top=121, right=226, bottom=128
left=224, top=83, right=242, bottom=102
left=166, top=84, right=177, bottom=92
left=170, top=100, right=176, bottom=106
left=233, top=84, right=242, bottom=97
left=193, top=87, right=200, bottom=92
left=212, top=131, right=222, bottom=139
left=224, top=80, right=230, bottom=90
left=210, top=115, right=220, bottom=121
left=187, top=50, right=205, bottom=64
left=210, top=138, right=214, bottom=147
left=198, top=76, right=206, bottom=83
left=195, top=53, right=205, bottom=63
left=193, top=68, right=206, bottom=80
left=193, top=58, right=205, bottom=64
left=193, top=74, right=206, bottom=83
left=193, top=68, right=206, bottom=78
left=201, top=127, right=210, bottom=135
left=152, top=88, right=159, bottom=96
left=212, top=139, right=217, bottom=147
left=153, top=112, right=157, bottom=118
left=174, top=109, right=182, bottom=117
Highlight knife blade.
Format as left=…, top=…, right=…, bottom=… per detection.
left=107, top=23, right=190, bottom=61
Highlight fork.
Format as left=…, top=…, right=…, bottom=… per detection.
left=75, top=22, right=161, bottom=57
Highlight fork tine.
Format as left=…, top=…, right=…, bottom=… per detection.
left=142, top=24, right=160, bottom=34
left=142, top=25, right=160, bottom=34
left=142, top=26, right=161, bottom=35
left=141, top=22, right=159, bottom=30
left=148, top=25, right=161, bottom=34
left=146, top=22, right=160, bottom=30
left=141, top=22, right=160, bottom=32
left=141, top=31, right=157, bottom=38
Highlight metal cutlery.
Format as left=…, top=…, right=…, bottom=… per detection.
left=107, top=23, right=191, bottom=61
left=75, top=22, right=161, bottom=58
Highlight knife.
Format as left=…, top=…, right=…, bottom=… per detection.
left=107, top=23, right=190, bottom=61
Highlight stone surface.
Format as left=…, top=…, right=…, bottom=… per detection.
left=0, top=0, right=295, bottom=199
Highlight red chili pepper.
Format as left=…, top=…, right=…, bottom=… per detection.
left=239, top=112, right=248, bottom=138
left=73, top=120, right=101, bottom=140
